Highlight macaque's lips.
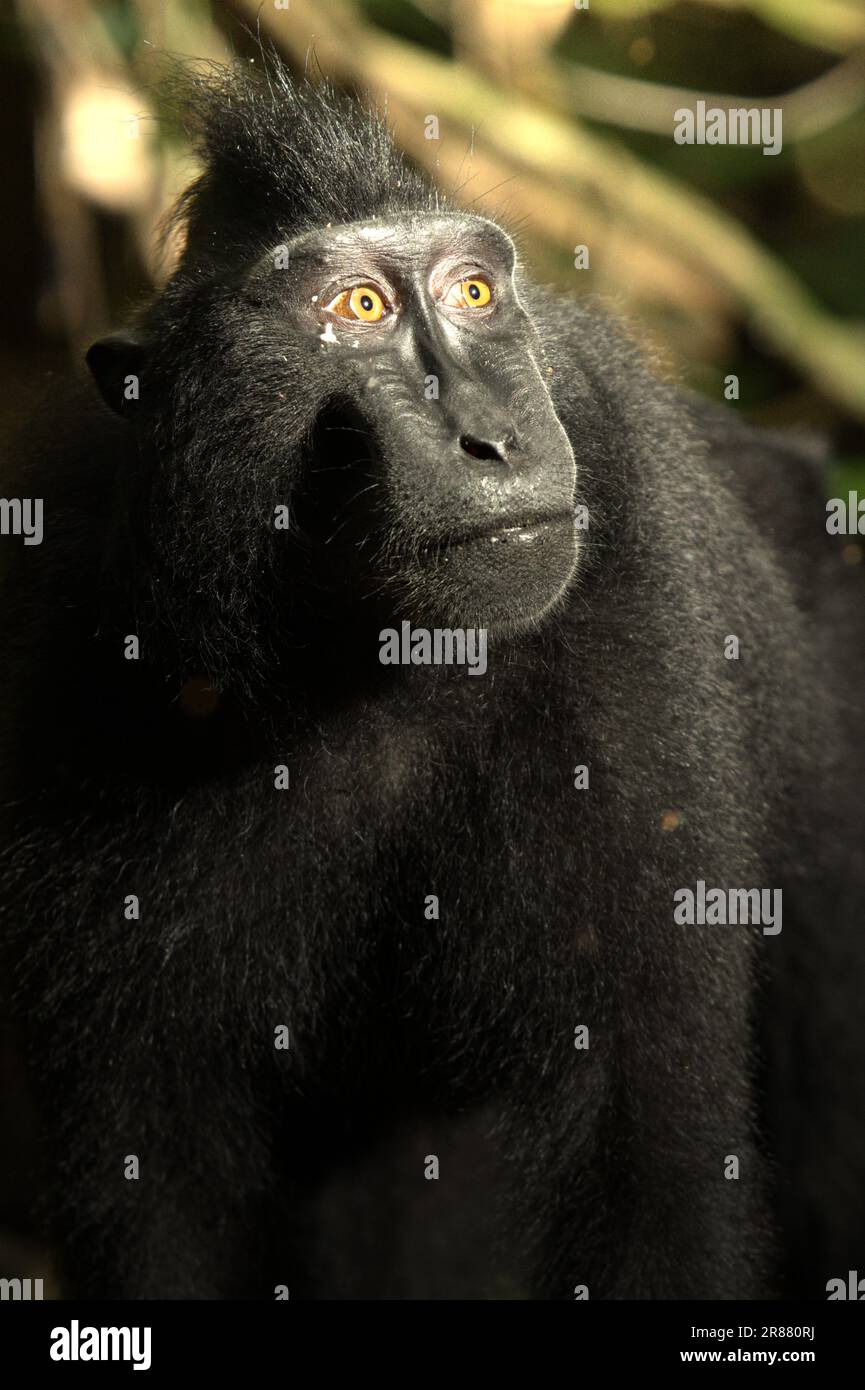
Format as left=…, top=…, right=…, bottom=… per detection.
left=443, top=510, right=575, bottom=549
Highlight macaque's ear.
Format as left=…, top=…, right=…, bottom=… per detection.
left=86, top=334, right=145, bottom=417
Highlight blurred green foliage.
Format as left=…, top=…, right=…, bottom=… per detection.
left=1, top=0, right=863, bottom=490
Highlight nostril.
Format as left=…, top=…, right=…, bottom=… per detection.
left=460, top=433, right=505, bottom=463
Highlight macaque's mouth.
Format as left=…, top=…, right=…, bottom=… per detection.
left=443, top=510, right=576, bottom=549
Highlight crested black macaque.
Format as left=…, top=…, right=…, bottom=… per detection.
left=1, top=60, right=864, bottom=1302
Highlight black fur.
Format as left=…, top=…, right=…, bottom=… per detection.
left=1, top=60, right=863, bottom=1300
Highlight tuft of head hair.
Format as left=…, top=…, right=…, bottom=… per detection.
left=160, top=55, right=434, bottom=273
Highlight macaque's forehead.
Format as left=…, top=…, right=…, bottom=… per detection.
left=284, top=213, right=515, bottom=269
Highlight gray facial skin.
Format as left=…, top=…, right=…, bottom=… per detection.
left=249, top=213, right=579, bottom=632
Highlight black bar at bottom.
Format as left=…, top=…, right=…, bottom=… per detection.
left=0, top=1299, right=859, bottom=1377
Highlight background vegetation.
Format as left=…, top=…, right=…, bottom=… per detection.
left=0, top=0, right=864, bottom=468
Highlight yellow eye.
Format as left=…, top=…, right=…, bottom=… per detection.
left=325, top=285, right=388, bottom=322
left=444, top=277, right=492, bottom=310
